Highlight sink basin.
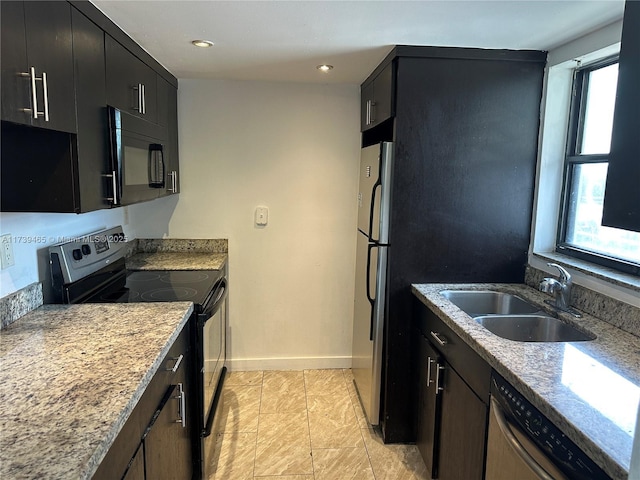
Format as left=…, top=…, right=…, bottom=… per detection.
left=474, top=315, right=596, bottom=342
left=440, top=290, right=541, bottom=317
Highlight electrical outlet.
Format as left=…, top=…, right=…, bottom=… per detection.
left=1, top=234, right=15, bottom=269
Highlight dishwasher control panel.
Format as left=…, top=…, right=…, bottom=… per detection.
left=491, top=373, right=610, bottom=480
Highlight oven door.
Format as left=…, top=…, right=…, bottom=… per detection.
left=199, top=277, right=228, bottom=433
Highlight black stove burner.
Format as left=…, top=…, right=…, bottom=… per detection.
left=99, top=289, right=141, bottom=302
left=141, top=287, right=199, bottom=302
left=159, top=271, right=211, bottom=284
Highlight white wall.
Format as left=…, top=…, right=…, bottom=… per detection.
left=170, top=79, right=361, bottom=370
left=0, top=197, right=177, bottom=299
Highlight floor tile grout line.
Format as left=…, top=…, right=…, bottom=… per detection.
left=343, top=369, right=380, bottom=480
left=251, top=370, right=264, bottom=479
left=302, top=369, right=317, bottom=479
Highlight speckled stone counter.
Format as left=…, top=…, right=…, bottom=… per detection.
left=126, top=238, right=228, bottom=271
left=412, top=283, right=640, bottom=479
left=0, top=302, right=194, bottom=479
left=126, top=251, right=227, bottom=271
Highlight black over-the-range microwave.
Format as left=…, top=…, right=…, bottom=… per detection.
left=106, top=106, right=169, bottom=206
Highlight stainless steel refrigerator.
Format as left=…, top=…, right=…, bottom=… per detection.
left=352, top=141, right=393, bottom=425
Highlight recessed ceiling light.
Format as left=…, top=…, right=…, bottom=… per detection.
left=192, top=40, right=214, bottom=48
left=316, top=64, right=334, bottom=72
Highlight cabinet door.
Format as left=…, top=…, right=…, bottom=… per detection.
left=416, top=334, right=441, bottom=478
left=122, top=443, right=145, bottom=480
left=1, top=1, right=76, bottom=132
left=106, top=35, right=158, bottom=123
left=145, top=384, right=192, bottom=480
left=24, top=1, right=76, bottom=133
left=602, top=0, right=640, bottom=232
left=437, top=363, right=488, bottom=480
left=361, top=81, right=374, bottom=130
left=372, top=62, right=393, bottom=126
left=361, top=62, right=394, bottom=131
left=1, top=1, right=30, bottom=125
left=157, top=77, right=180, bottom=195
left=71, top=7, right=110, bottom=213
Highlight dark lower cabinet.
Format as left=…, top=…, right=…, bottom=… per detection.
left=145, top=384, right=192, bottom=479
left=122, top=443, right=145, bottom=480
left=437, top=363, right=488, bottom=480
left=416, top=301, right=491, bottom=480
left=93, top=321, right=194, bottom=480
left=416, top=334, right=441, bottom=478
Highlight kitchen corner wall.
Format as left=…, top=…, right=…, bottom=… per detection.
left=171, top=79, right=361, bottom=370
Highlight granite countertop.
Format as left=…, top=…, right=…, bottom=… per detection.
left=126, top=251, right=227, bottom=271
left=412, top=283, right=640, bottom=480
left=0, top=302, right=194, bottom=479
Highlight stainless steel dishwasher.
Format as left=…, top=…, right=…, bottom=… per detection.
left=486, top=373, right=611, bottom=480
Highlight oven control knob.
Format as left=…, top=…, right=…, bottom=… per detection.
left=81, top=244, right=91, bottom=255
left=72, top=249, right=83, bottom=261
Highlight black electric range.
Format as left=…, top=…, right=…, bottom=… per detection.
left=48, top=226, right=227, bottom=480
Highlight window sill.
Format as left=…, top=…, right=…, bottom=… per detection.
left=529, top=251, right=640, bottom=306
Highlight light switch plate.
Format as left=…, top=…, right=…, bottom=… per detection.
left=255, top=206, right=269, bottom=226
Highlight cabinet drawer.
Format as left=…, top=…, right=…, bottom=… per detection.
left=416, top=303, right=490, bottom=403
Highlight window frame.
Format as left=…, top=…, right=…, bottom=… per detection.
left=556, top=55, right=640, bottom=276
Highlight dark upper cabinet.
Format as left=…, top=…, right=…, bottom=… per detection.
left=157, top=77, right=180, bottom=196
left=361, top=61, right=394, bottom=131
left=71, top=7, right=110, bottom=213
left=1, top=1, right=180, bottom=213
left=1, top=1, right=76, bottom=133
left=106, top=34, right=158, bottom=124
left=602, top=0, right=640, bottom=232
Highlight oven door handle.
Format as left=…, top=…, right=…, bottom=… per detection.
left=200, top=278, right=228, bottom=323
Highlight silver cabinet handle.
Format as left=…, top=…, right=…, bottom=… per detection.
left=435, top=363, right=445, bottom=394
left=167, top=171, right=178, bottom=193
left=490, top=398, right=555, bottom=480
left=41, top=71, right=49, bottom=121
left=103, top=170, right=119, bottom=205
left=141, top=83, right=146, bottom=115
left=134, top=83, right=143, bottom=114
left=426, top=356, right=435, bottom=387
left=20, top=67, right=49, bottom=121
left=430, top=331, right=447, bottom=346
left=370, top=100, right=376, bottom=124
left=29, top=67, right=39, bottom=119
left=166, top=354, right=183, bottom=373
left=174, top=383, right=186, bottom=428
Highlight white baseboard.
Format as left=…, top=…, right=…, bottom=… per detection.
left=226, top=356, right=352, bottom=371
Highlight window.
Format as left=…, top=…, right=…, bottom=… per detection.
left=558, top=59, right=640, bottom=275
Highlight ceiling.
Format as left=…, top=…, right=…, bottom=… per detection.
left=92, top=0, right=625, bottom=85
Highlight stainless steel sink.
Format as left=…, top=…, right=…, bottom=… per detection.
left=474, top=315, right=596, bottom=342
left=440, top=290, right=541, bottom=316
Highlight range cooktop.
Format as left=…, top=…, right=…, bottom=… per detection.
left=87, top=269, right=224, bottom=306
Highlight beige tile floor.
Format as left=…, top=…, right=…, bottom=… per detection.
left=208, top=369, right=428, bottom=480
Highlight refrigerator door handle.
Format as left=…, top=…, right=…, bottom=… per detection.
left=368, top=179, right=382, bottom=242
left=366, top=243, right=376, bottom=340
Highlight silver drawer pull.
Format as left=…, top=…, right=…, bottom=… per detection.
left=174, top=383, right=186, bottom=428
left=430, top=330, right=447, bottom=346
left=166, top=354, right=183, bottom=372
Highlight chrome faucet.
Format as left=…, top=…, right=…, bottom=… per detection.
left=539, top=263, right=581, bottom=317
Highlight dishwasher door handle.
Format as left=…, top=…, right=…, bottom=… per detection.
left=490, top=397, right=555, bottom=480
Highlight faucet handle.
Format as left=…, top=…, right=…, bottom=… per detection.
left=547, top=263, right=571, bottom=284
